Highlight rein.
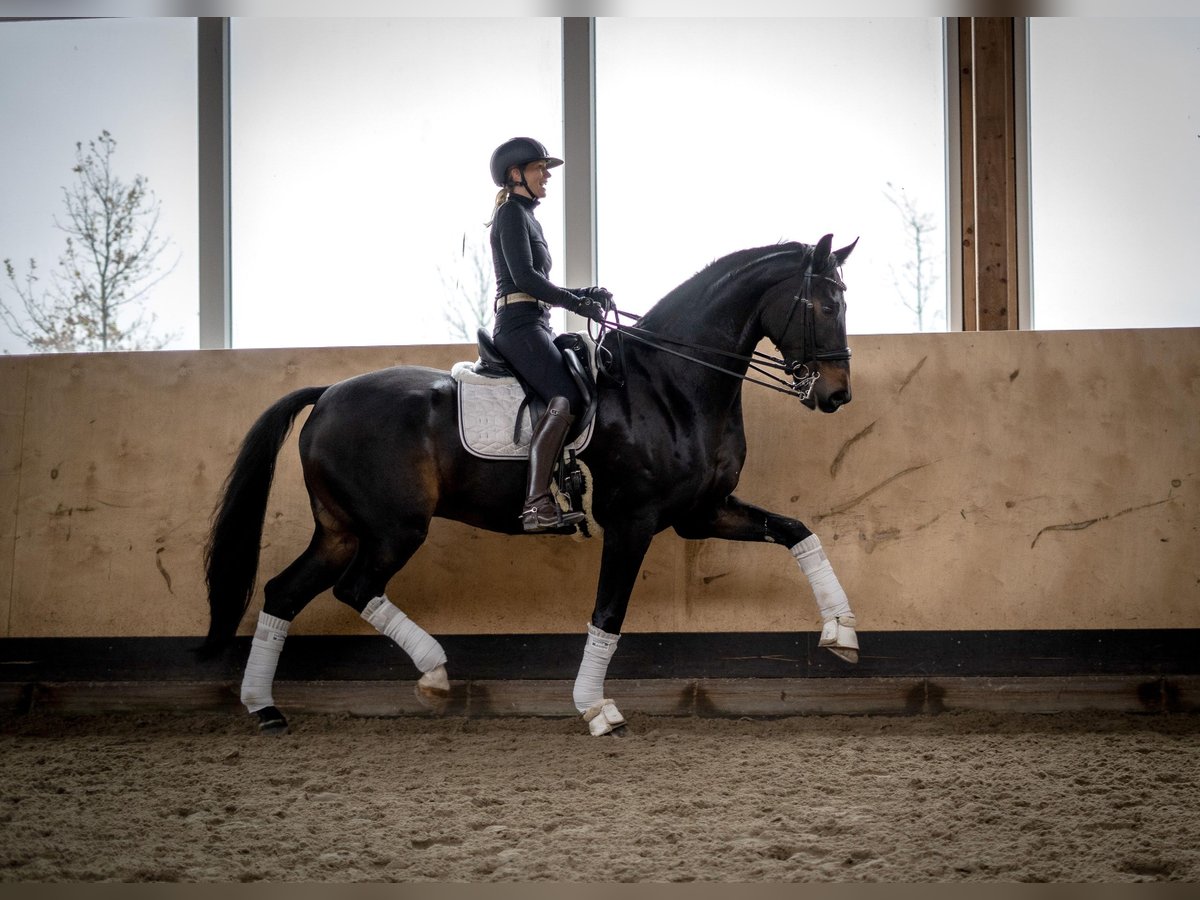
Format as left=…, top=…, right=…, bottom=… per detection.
left=589, top=272, right=850, bottom=402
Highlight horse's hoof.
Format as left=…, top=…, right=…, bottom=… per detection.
left=819, top=615, right=859, bottom=664
left=606, top=724, right=630, bottom=738
left=414, top=684, right=451, bottom=714
left=583, top=699, right=626, bottom=737
left=414, top=665, right=451, bottom=714
left=255, top=706, right=288, bottom=735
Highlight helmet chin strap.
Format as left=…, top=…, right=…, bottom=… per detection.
left=511, top=163, right=537, bottom=199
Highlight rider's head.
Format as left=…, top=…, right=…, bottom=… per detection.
left=489, top=137, right=563, bottom=200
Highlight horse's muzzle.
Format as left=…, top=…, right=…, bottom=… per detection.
left=803, top=385, right=851, bottom=413
left=821, top=388, right=852, bottom=412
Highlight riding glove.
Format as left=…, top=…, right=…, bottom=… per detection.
left=563, top=292, right=609, bottom=323
left=576, top=286, right=615, bottom=312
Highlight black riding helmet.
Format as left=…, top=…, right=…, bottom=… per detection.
left=490, top=137, right=563, bottom=191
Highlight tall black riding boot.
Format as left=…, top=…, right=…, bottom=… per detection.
left=522, top=396, right=586, bottom=532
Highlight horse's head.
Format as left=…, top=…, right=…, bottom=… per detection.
left=765, top=234, right=857, bottom=413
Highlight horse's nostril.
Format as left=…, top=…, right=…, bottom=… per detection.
left=829, top=389, right=851, bottom=407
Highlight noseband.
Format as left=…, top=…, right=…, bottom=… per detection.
left=778, top=270, right=852, bottom=400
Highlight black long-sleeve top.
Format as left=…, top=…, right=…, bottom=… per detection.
left=490, top=194, right=580, bottom=308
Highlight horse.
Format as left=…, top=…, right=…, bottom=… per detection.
left=201, top=233, right=860, bottom=736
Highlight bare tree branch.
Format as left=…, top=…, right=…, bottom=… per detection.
left=1, top=130, right=179, bottom=352
left=885, top=181, right=943, bottom=332
left=437, top=230, right=494, bottom=343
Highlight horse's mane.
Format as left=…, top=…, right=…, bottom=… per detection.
left=638, top=241, right=818, bottom=330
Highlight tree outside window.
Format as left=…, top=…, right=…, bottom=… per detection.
left=1, top=131, right=178, bottom=353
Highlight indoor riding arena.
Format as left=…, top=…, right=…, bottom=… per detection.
left=2, top=330, right=1196, bottom=883
left=2, top=13, right=1197, bottom=887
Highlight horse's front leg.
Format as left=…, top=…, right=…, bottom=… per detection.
left=573, top=522, right=656, bottom=736
left=675, top=496, right=859, bottom=663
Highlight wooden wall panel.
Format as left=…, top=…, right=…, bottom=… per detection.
left=1, top=329, right=1197, bottom=639
left=0, top=356, right=28, bottom=637
left=720, top=329, right=1199, bottom=633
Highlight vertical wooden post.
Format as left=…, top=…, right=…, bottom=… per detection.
left=958, top=17, right=1020, bottom=331
left=197, top=18, right=231, bottom=349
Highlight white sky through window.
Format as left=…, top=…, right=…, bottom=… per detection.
left=2, top=16, right=1198, bottom=355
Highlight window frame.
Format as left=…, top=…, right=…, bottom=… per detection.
left=13, top=15, right=1101, bottom=347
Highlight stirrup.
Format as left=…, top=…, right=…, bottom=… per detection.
left=521, top=494, right=585, bottom=532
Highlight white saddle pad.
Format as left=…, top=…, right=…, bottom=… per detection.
left=451, top=333, right=597, bottom=460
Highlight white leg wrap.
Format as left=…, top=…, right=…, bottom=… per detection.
left=792, top=535, right=859, bottom=662
left=791, top=534, right=852, bottom=621
left=572, top=623, right=621, bottom=714
left=241, top=612, right=290, bottom=713
left=361, top=595, right=447, bottom=674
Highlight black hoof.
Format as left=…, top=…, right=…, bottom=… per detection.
left=606, top=724, right=629, bottom=738
left=255, top=706, right=288, bottom=735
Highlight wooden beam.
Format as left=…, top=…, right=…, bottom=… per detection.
left=957, top=19, right=978, bottom=331
left=12, top=676, right=1199, bottom=718
left=959, top=18, right=1020, bottom=331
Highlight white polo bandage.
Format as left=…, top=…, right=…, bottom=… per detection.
left=791, top=535, right=852, bottom=622
left=362, top=595, right=447, bottom=674
left=241, top=611, right=290, bottom=713
left=573, top=623, right=621, bottom=713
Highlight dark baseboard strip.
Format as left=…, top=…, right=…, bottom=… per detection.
left=5, top=676, right=1198, bottom=719
left=1, top=630, right=1196, bottom=683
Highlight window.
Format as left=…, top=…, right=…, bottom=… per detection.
left=229, top=18, right=563, bottom=348
left=1028, top=18, right=1200, bottom=330
left=594, top=18, right=949, bottom=334
left=0, top=18, right=197, bottom=354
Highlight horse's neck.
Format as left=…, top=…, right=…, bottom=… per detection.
left=610, top=246, right=808, bottom=425
left=617, top=298, right=765, bottom=417
left=640, top=267, right=788, bottom=363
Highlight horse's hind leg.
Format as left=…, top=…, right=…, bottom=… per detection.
left=675, top=496, right=859, bottom=663
left=331, top=529, right=451, bottom=711
left=241, top=527, right=352, bottom=734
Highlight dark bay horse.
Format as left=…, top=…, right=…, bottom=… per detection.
left=202, top=234, right=860, bottom=735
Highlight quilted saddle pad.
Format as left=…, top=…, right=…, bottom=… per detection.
left=451, top=363, right=595, bottom=460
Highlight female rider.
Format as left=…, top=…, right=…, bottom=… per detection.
left=487, top=136, right=612, bottom=533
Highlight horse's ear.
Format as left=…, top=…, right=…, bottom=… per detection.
left=834, top=237, right=859, bottom=265
left=814, top=233, right=834, bottom=266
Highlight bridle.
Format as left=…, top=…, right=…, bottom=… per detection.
left=592, top=265, right=851, bottom=402
left=777, top=269, right=852, bottom=399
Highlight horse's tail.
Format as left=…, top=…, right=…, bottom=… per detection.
left=197, top=385, right=329, bottom=659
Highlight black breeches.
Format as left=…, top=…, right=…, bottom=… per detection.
left=493, top=310, right=583, bottom=417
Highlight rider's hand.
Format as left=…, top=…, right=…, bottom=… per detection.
left=579, top=286, right=615, bottom=312
left=566, top=293, right=607, bottom=323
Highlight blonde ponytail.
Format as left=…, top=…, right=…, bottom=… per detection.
left=484, top=187, right=510, bottom=227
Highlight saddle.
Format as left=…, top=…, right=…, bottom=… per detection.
left=450, top=328, right=600, bottom=460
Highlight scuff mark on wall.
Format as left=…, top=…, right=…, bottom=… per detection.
left=897, top=356, right=928, bottom=394
left=155, top=547, right=174, bottom=595
left=814, top=461, right=935, bottom=522
left=830, top=420, right=876, bottom=479
left=1031, top=496, right=1175, bottom=549
left=51, top=504, right=96, bottom=517
left=859, top=513, right=943, bottom=553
